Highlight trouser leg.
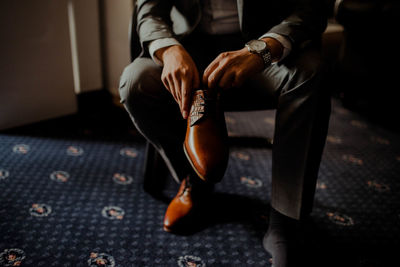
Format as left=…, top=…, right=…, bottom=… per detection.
left=271, top=65, right=331, bottom=220
left=223, top=44, right=331, bottom=220
left=119, top=57, right=191, bottom=183
left=269, top=47, right=331, bottom=220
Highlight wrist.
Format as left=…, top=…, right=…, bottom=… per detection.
left=260, top=37, right=283, bottom=63
left=155, top=45, right=181, bottom=64
left=245, top=39, right=272, bottom=68
left=241, top=47, right=264, bottom=70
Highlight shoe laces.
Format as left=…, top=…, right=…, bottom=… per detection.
left=179, top=177, right=192, bottom=197
left=198, top=94, right=216, bottom=115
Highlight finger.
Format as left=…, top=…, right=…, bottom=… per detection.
left=207, top=64, right=227, bottom=89
left=165, top=75, right=179, bottom=105
left=202, top=60, right=219, bottom=86
left=161, top=75, right=170, bottom=91
left=172, top=75, right=182, bottom=111
left=218, top=71, right=235, bottom=90
left=181, top=77, right=191, bottom=119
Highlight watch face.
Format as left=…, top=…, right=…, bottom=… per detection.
left=248, top=40, right=267, bottom=52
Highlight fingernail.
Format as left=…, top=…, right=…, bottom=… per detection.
left=182, top=111, right=188, bottom=119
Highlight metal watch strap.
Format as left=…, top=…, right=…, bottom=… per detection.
left=260, top=49, right=272, bottom=68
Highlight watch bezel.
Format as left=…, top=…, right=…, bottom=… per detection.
left=246, top=39, right=268, bottom=53
left=245, top=39, right=272, bottom=68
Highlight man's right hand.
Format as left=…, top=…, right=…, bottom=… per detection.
left=155, top=45, right=200, bottom=120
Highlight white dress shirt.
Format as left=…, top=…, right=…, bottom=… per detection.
left=148, top=0, right=292, bottom=65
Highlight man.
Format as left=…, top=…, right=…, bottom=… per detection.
left=119, top=0, right=330, bottom=266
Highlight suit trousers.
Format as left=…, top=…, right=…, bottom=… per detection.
left=119, top=33, right=331, bottom=220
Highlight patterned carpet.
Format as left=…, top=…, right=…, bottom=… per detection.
left=0, top=96, right=399, bottom=267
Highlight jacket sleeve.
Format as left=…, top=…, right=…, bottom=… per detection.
left=267, top=0, right=328, bottom=48
left=135, top=0, right=175, bottom=55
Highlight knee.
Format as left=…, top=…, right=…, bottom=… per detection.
left=292, top=52, right=324, bottom=87
left=281, top=48, right=328, bottom=99
left=118, top=58, right=163, bottom=107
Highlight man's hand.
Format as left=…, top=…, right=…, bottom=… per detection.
left=156, top=45, right=200, bottom=119
left=203, top=37, right=283, bottom=90
left=202, top=48, right=263, bottom=90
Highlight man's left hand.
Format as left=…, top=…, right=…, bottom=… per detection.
left=202, top=37, right=284, bottom=90
left=202, top=47, right=263, bottom=90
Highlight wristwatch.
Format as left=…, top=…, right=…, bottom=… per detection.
left=245, top=39, right=272, bottom=68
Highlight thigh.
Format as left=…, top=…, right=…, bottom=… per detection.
left=119, top=57, right=175, bottom=107
left=222, top=43, right=324, bottom=111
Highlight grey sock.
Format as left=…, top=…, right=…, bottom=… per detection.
left=263, top=208, right=298, bottom=267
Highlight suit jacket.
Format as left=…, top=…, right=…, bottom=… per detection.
left=132, top=0, right=328, bottom=59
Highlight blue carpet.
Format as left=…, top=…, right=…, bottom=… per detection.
left=0, top=98, right=399, bottom=266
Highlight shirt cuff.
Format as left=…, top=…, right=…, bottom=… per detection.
left=259, top=32, right=292, bottom=62
left=148, top=38, right=181, bottom=65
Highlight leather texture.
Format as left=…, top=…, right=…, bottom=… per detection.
left=183, top=89, right=229, bottom=183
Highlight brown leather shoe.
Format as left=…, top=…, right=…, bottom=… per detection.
left=163, top=177, right=193, bottom=232
left=183, top=89, right=229, bottom=183
left=163, top=175, right=213, bottom=232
